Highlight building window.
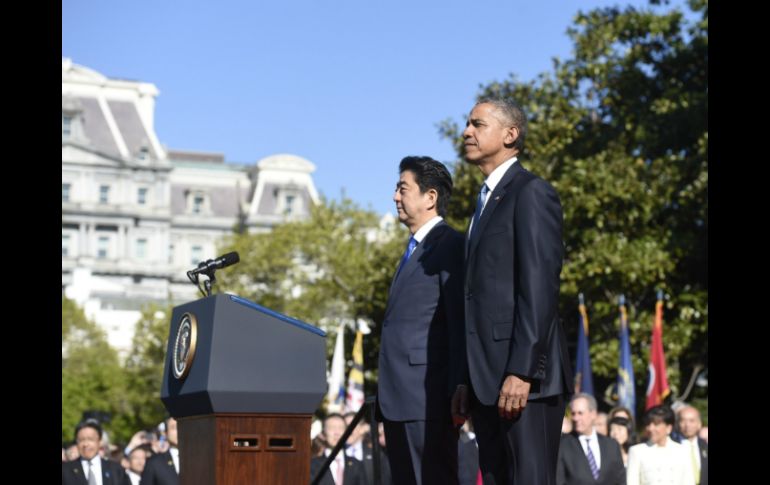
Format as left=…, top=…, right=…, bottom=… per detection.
left=191, top=245, right=203, bottom=265
left=62, top=183, right=71, bottom=202
left=99, top=185, right=110, bottom=204
left=169, top=244, right=174, bottom=264
left=62, top=234, right=70, bottom=257
left=284, top=195, right=296, bottom=215
left=97, top=236, right=110, bottom=259
left=138, top=187, right=148, bottom=205
left=192, top=195, right=205, bottom=214
left=136, top=238, right=147, bottom=259
left=138, top=146, right=150, bottom=161
left=62, top=114, right=72, bottom=139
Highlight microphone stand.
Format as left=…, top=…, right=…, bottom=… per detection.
left=186, top=269, right=217, bottom=298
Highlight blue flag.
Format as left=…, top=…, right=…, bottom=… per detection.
left=617, top=295, right=636, bottom=419
left=574, top=294, right=595, bottom=396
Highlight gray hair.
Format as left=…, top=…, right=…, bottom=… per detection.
left=571, top=392, right=598, bottom=412
left=476, top=97, right=528, bottom=152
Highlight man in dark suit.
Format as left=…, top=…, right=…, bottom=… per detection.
left=676, top=405, right=708, bottom=485
left=557, top=393, right=625, bottom=485
left=141, top=417, right=179, bottom=485
left=451, top=98, right=573, bottom=484
left=310, top=414, right=367, bottom=485
left=62, top=419, right=130, bottom=485
left=376, top=156, right=465, bottom=485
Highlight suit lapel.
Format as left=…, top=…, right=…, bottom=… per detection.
left=385, top=222, right=446, bottom=316
left=596, top=435, right=609, bottom=479
left=67, top=461, right=88, bottom=484
left=466, top=163, right=524, bottom=262
left=571, top=433, right=597, bottom=479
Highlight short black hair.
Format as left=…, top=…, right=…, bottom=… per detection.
left=642, top=405, right=675, bottom=427
left=75, top=418, right=103, bottom=441
left=398, top=156, right=453, bottom=217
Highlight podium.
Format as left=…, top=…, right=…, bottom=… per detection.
left=161, top=294, right=327, bottom=484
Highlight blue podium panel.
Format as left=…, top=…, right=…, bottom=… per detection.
left=161, top=294, right=327, bottom=417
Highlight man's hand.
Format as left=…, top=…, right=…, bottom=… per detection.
left=498, top=374, right=531, bottom=420
left=451, top=384, right=469, bottom=427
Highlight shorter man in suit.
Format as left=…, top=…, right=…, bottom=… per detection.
left=376, top=156, right=464, bottom=485
left=125, top=444, right=151, bottom=485
left=62, top=419, right=130, bottom=485
left=141, top=417, right=179, bottom=485
left=557, top=393, right=625, bottom=485
left=310, top=413, right=367, bottom=485
left=677, top=405, right=708, bottom=485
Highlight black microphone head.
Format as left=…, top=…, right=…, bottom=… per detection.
left=222, top=251, right=240, bottom=265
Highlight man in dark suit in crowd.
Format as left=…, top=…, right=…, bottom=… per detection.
left=310, top=413, right=367, bottom=485
left=62, top=419, right=130, bottom=485
left=557, top=393, right=625, bottom=485
left=376, top=156, right=465, bottom=485
left=676, top=405, right=708, bottom=485
left=140, top=417, right=179, bottom=485
left=451, top=97, right=572, bottom=484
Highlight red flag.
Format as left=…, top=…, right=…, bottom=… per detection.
left=645, top=296, right=670, bottom=409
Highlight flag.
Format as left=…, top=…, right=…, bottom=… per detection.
left=326, top=323, right=346, bottom=413
left=645, top=291, right=671, bottom=409
left=617, top=295, right=636, bottom=419
left=345, top=330, right=365, bottom=413
left=574, top=293, right=595, bottom=396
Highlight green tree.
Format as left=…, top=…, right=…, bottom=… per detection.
left=62, top=297, right=126, bottom=443
left=218, top=196, right=408, bottom=399
left=440, top=0, right=707, bottom=417
left=116, top=304, right=174, bottom=441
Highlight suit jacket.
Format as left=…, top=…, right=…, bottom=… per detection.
left=556, top=432, right=625, bottom=485
left=310, top=454, right=367, bottom=485
left=62, top=458, right=130, bottom=485
left=361, top=448, right=393, bottom=485
left=698, top=438, right=708, bottom=485
left=140, top=451, right=179, bottom=485
left=377, top=221, right=465, bottom=421
left=461, top=162, right=572, bottom=405
left=672, top=436, right=708, bottom=485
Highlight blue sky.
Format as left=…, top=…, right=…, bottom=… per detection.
left=63, top=0, right=677, bottom=215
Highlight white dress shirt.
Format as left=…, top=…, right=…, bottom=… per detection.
left=579, top=430, right=602, bottom=469
left=468, top=157, right=518, bottom=233
left=80, top=457, right=103, bottom=485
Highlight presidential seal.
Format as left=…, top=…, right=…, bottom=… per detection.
left=173, top=312, right=198, bottom=380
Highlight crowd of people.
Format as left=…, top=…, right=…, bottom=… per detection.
left=62, top=417, right=180, bottom=485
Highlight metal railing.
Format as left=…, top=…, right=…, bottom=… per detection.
left=310, top=396, right=382, bottom=485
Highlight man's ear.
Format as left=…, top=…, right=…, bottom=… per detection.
left=426, top=188, right=438, bottom=209
left=505, top=126, right=520, bottom=146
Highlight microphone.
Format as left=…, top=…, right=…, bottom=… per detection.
left=187, top=251, right=240, bottom=277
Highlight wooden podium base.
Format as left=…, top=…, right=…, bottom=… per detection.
left=178, top=414, right=312, bottom=484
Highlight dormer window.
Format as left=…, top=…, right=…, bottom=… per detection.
left=137, top=146, right=150, bottom=161
left=62, top=96, right=88, bottom=143
left=186, top=190, right=210, bottom=215
left=284, top=195, right=296, bottom=215
left=275, top=188, right=302, bottom=216
left=62, top=114, right=72, bottom=139
left=193, top=195, right=204, bottom=214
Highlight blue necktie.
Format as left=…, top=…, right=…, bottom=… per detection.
left=395, top=236, right=417, bottom=278
left=585, top=437, right=600, bottom=480
left=470, top=183, right=489, bottom=236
